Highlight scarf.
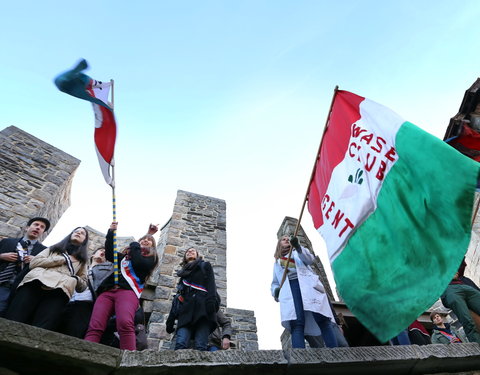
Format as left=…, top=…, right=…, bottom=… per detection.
left=177, top=258, right=202, bottom=278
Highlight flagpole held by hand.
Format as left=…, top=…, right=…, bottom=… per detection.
left=278, top=86, right=339, bottom=291
left=110, top=78, right=119, bottom=284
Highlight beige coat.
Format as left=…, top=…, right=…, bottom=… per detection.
left=19, top=247, right=87, bottom=299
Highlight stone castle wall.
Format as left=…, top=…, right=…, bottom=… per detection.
left=0, top=126, right=80, bottom=239
left=0, top=126, right=259, bottom=352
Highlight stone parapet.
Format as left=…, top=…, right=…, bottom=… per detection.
left=226, top=307, right=259, bottom=351
left=1, top=318, right=480, bottom=375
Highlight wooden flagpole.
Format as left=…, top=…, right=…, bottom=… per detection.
left=110, top=79, right=119, bottom=284
left=278, top=85, right=339, bottom=290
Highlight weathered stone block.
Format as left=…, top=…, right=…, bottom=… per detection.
left=152, top=300, right=173, bottom=314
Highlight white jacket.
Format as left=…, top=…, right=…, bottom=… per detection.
left=271, top=247, right=334, bottom=336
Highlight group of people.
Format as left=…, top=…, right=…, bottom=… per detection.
left=270, top=235, right=480, bottom=349
left=2, top=216, right=480, bottom=351
left=0, top=216, right=231, bottom=352
left=0, top=217, right=158, bottom=351
left=397, top=258, right=480, bottom=346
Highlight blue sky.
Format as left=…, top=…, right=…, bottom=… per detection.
left=2, top=1, right=480, bottom=349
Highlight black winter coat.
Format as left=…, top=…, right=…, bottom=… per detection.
left=96, top=229, right=156, bottom=294
left=172, top=260, right=217, bottom=332
left=0, top=237, right=46, bottom=292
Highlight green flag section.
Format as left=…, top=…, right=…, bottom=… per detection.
left=308, top=90, right=480, bottom=342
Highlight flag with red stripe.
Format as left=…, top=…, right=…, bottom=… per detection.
left=54, top=59, right=117, bottom=186
left=307, top=89, right=479, bottom=342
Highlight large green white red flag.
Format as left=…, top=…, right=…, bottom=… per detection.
left=307, top=90, right=480, bottom=342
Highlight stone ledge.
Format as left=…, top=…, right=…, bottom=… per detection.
left=287, top=344, right=480, bottom=374
left=0, top=318, right=121, bottom=375
left=1, top=318, right=480, bottom=375
left=118, top=349, right=287, bottom=374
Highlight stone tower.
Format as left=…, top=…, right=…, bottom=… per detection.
left=0, top=126, right=80, bottom=239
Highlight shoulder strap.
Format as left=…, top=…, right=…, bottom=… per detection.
left=439, top=330, right=462, bottom=343
left=61, top=253, right=75, bottom=276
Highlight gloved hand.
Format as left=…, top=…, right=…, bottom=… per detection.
left=206, top=300, right=216, bottom=315
left=166, top=320, right=175, bottom=334
left=273, top=287, right=280, bottom=302
left=289, top=236, right=301, bottom=252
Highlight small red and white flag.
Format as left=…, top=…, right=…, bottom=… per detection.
left=54, top=59, right=117, bottom=187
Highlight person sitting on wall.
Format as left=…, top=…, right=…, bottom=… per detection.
left=206, top=306, right=232, bottom=351
left=430, top=312, right=464, bottom=344
left=407, top=319, right=431, bottom=345
left=0, top=217, right=50, bottom=316
left=441, top=258, right=480, bottom=343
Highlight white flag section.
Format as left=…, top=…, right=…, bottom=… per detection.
left=90, top=80, right=116, bottom=187
left=320, top=98, right=404, bottom=262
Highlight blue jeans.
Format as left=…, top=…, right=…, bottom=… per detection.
left=175, top=319, right=211, bottom=351
left=289, top=278, right=338, bottom=348
left=390, top=329, right=411, bottom=345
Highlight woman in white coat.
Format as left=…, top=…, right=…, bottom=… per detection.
left=271, top=235, right=337, bottom=348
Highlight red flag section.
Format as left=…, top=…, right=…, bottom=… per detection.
left=307, top=91, right=364, bottom=229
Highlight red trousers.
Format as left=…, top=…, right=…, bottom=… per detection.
left=84, top=288, right=139, bottom=350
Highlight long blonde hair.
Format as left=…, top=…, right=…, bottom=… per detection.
left=274, top=235, right=291, bottom=260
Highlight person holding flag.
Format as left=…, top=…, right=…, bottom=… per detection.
left=54, top=59, right=122, bottom=302
left=271, top=235, right=338, bottom=348
left=84, top=222, right=158, bottom=351
left=296, top=87, right=480, bottom=343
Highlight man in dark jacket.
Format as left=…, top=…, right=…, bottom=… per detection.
left=0, top=217, right=50, bottom=315
left=207, top=309, right=232, bottom=351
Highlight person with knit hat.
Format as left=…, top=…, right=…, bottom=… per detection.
left=0, top=217, right=50, bottom=316
left=6, top=226, right=88, bottom=331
